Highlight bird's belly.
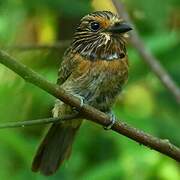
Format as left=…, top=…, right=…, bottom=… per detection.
left=85, top=74, right=126, bottom=111
left=62, top=59, right=128, bottom=112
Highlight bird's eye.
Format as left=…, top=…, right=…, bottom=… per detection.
left=90, top=22, right=100, bottom=31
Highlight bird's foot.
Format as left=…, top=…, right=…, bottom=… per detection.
left=79, top=96, right=84, bottom=107
left=104, top=113, right=116, bottom=130
left=72, top=95, right=84, bottom=112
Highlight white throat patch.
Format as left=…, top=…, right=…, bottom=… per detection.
left=101, top=33, right=111, bottom=45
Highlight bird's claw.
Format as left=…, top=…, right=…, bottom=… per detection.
left=79, top=96, right=84, bottom=107
left=72, top=95, right=84, bottom=112
left=104, top=113, right=116, bottom=130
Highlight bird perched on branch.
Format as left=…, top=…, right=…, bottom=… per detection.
left=32, top=11, right=132, bottom=176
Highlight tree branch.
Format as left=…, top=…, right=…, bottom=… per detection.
left=112, top=0, right=180, bottom=104
left=0, top=49, right=180, bottom=162
left=0, top=114, right=78, bottom=129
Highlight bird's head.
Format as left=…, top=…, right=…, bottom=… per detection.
left=71, top=11, right=132, bottom=61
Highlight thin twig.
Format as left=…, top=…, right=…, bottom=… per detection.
left=112, top=0, right=180, bottom=104
left=0, top=114, right=78, bottom=129
left=0, top=49, right=180, bottom=162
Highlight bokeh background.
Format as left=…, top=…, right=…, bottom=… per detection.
left=0, top=0, right=179, bottom=179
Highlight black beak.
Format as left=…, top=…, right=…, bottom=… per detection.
left=107, top=23, right=132, bottom=33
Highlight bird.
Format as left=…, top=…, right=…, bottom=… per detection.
left=31, top=11, right=132, bottom=176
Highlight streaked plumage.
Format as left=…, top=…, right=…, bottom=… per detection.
left=32, top=11, right=132, bottom=176
left=71, top=11, right=127, bottom=61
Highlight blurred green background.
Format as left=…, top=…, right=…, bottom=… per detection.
left=0, top=0, right=179, bottom=179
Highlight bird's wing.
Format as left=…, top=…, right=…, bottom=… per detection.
left=57, top=49, right=76, bottom=85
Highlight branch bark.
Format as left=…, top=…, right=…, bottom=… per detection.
left=0, top=114, right=78, bottom=129
left=0, top=49, right=180, bottom=162
left=112, top=0, right=180, bottom=104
